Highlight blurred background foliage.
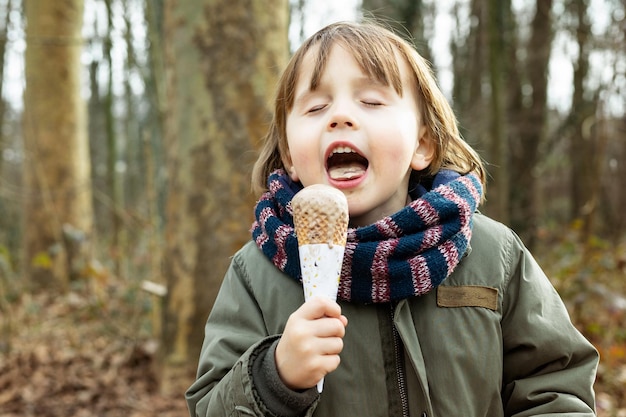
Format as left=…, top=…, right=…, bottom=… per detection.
left=0, top=0, right=624, bottom=415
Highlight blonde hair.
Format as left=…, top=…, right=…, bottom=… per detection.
left=251, top=21, right=486, bottom=199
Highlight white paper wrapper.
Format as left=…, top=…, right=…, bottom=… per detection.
left=298, top=243, right=345, bottom=392
left=299, top=243, right=344, bottom=301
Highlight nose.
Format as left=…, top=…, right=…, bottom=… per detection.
left=327, top=102, right=358, bottom=130
left=329, top=119, right=354, bottom=128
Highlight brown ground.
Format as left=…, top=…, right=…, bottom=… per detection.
left=0, top=287, right=192, bottom=417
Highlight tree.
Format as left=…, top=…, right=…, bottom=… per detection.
left=568, top=0, right=596, bottom=233
left=361, top=0, right=434, bottom=63
left=22, top=0, right=93, bottom=290
left=509, top=0, right=554, bottom=245
left=160, top=0, right=289, bottom=389
left=485, top=0, right=510, bottom=224
left=451, top=0, right=488, bottom=139
left=0, top=0, right=11, bottom=176
left=103, top=0, right=124, bottom=275
left=0, top=0, right=14, bottom=258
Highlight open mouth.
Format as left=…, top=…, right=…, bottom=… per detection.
left=326, top=146, right=369, bottom=180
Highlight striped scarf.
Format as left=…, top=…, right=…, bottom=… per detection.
left=251, top=169, right=483, bottom=304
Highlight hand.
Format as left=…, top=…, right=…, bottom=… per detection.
left=275, top=296, right=348, bottom=390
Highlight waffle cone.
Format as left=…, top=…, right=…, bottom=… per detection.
left=292, top=184, right=349, bottom=247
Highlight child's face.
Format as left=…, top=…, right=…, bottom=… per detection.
left=285, top=43, right=433, bottom=227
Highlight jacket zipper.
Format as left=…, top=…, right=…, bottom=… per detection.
left=391, top=303, right=410, bottom=417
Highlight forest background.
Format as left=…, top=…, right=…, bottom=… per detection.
left=0, top=0, right=624, bottom=416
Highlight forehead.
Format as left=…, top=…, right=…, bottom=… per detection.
left=294, top=38, right=407, bottom=96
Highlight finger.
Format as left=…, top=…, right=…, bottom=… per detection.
left=319, top=336, right=344, bottom=356
left=311, top=316, right=346, bottom=338
left=314, top=349, right=342, bottom=374
left=301, top=296, right=343, bottom=320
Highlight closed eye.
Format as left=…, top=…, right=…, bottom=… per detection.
left=362, top=100, right=383, bottom=107
left=308, top=104, right=327, bottom=113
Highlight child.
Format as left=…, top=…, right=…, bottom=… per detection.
left=186, top=21, right=598, bottom=417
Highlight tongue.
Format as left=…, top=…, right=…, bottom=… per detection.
left=328, top=164, right=366, bottom=180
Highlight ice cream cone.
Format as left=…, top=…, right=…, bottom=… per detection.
left=292, top=184, right=349, bottom=392
left=292, top=184, right=349, bottom=247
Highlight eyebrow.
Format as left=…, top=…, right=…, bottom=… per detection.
left=353, top=76, right=388, bottom=89
left=300, top=75, right=388, bottom=97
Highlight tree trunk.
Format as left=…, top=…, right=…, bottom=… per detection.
left=0, top=0, right=10, bottom=177
left=361, top=0, right=434, bottom=63
left=103, top=0, right=124, bottom=276
left=160, top=0, right=288, bottom=392
left=0, top=0, right=12, bottom=255
left=509, top=0, right=553, bottom=246
left=22, top=0, right=93, bottom=290
left=485, top=0, right=509, bottom=224
left=569, top=0, right=595, bottom=233
left=452, top=0, right=488, bottom=144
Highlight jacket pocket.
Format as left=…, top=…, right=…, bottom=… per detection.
left=231, top=406, right=257, bottom=416
left=437, top=285, right=498, bottom=311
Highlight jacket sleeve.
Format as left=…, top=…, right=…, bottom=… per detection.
left=185, top=251, right=319, bottom=417
left=500, top=232, right=598, bottom=417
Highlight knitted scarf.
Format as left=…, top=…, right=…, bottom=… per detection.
left=251, top=169, right=483, bottom=304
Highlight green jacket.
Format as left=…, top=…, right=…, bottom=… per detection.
left=186, top=214, right=598, bottom=416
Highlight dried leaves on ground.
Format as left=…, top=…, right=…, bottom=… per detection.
left=0, top=286, right=191, bottom=417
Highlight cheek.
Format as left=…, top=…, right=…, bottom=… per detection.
left=286, top=121, right=317, bottom=166
left=395, top=111, right=419, bottom=142
left=385, top=119, right=420, bottom=163
left=392, top=148, right=416, bottom=172
left=289, top=150, right=312, bottom=168
left=395, top=115, right=420, bottom=165
left=370, top=142, right=413, bottom=176
left=286, top=133, right=312, bottom=162
left=284, top=139, right=313, bottom=182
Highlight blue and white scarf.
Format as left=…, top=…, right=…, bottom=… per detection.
left=251, top=169, right=483, bottom=304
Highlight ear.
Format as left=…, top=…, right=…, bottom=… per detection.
left=282, top=154, right=300, bottom=182
left=411, top=127, right=435, bottom=171
left=288, top=166, right=299, bottom=182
